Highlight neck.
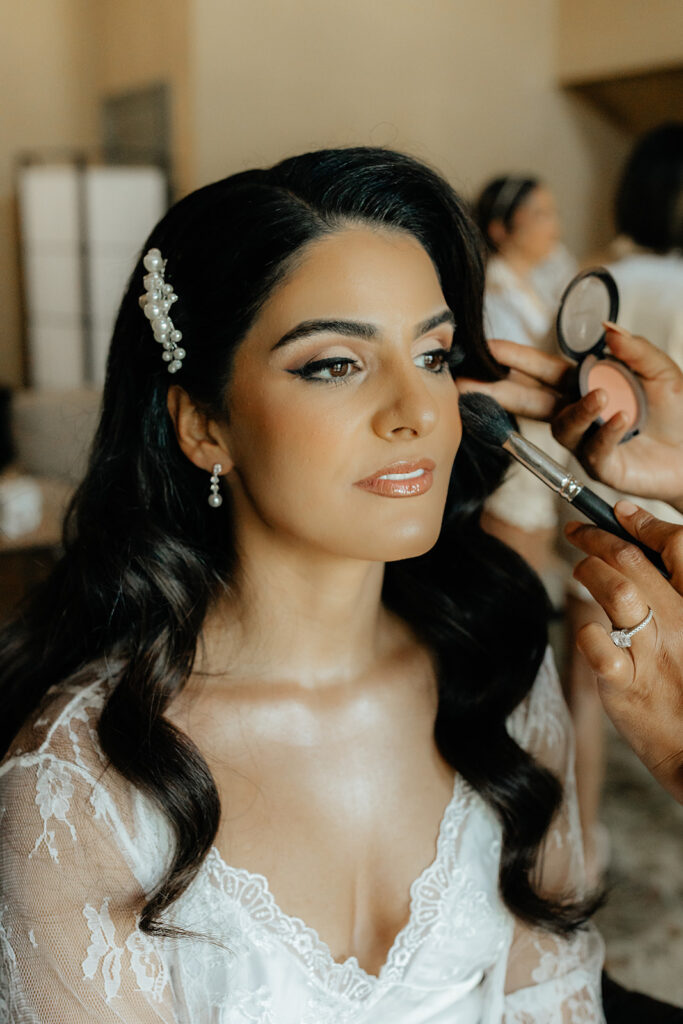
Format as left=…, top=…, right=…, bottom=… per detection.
left=499, top=247, right=536, bottom=280
left=199, top=515, right=393, bottom=689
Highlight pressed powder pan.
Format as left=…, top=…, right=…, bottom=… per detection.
left=555, top=267, right=647, bottom=442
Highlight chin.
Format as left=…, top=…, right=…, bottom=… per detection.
left=349, top=519, right=443, bottom=564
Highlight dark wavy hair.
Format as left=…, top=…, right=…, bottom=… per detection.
left=615, top=122, right=683, bottom=252
left=0, top=147, right=595, bottom=938
left=475, top=175, right=539, bottom=253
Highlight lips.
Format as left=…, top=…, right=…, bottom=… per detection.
left=354, top=459, right=436, bottom=498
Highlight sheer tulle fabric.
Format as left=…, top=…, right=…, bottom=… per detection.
left=0, top=649, right=604, bottom=1022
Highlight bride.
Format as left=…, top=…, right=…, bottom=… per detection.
left=0, top=147, right=604, bottom=1022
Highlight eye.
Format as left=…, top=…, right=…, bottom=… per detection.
left=415, top=347, right=454, bottom=373
left=288, top=356, right=361, bottom=383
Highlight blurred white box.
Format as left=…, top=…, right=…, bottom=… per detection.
left=28, top=325, right=84, bottom=389
left=85, top=167, right=165, bottom=248
left=23, top=249, right=82, bottom=320
left=18, top=166, right=80, bottom=244
left=0, top=476, right=43, bottom=540
left=18, top=163, right=167, bottom=388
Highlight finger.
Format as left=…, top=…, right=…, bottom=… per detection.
left=603, top=323, right=682, bottom=383
left=551, top=390, right=609, bottom=450
left=572, top=555, right=653, bottom=647
left=487, top=338, right=572, bottom=389
left=614, top=501, right=683, bottom=589
left=575, top=621, right=632, bottom=692
left=564, top=520, right=668, bottom=593
left=457, top=376, right=560, bottom=419
left=572, top=410, right=631, bottom=465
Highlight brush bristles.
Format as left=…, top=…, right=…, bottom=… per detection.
left=458, top=392, right=514, bottom=446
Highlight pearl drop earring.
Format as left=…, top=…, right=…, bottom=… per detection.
left=208, top=464, right=223, bottom=508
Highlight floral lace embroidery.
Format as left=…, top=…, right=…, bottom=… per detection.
left=83, top=898, right=124, bottom=1002
left=30, top=757, right=76, bottom=863
left=83, top=900, right=170, bottom=1004
left=381, top=782, right=475, bottom=982
left=0, top=904, right=18, bottom=1021
left=222, top=985, right=275, bottom=1023
left=125, top=927, right=169, bottom=1004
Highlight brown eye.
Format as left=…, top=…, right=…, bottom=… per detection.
left=329, top=361, right=349, bottom=377
left=290, top=356, right=361, bottom=382
left=416, top=349, right=448, bottom=372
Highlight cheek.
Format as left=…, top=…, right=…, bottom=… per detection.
left=228, top=383, right=349, bottom=504
left=440, top=387, right=463, bottom=456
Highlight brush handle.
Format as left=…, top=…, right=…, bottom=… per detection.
left=571, top=487, right=669, bottom=578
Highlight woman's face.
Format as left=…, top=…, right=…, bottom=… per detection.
left=506, top=185, right=560, bottom=264
left=220, top=226, right=463, bottom=564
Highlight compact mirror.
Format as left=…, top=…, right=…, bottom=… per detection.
left=555, top=267, right=646, bottom=442
left=557, top=269, right=617, bottom=356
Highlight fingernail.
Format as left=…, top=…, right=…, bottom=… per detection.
left=615, top=500, right=638, bottom=517
left=602, top=320, right=630, bottom=337
left=609, top=411, right=628, bottom=430
left=565, top=521, right=581, bottom=534
left=586, top=388, right=606, bottom=412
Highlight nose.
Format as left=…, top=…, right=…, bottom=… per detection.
left=370, top=361, right=439, bottom=441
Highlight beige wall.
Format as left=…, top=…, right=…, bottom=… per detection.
left=0, top=1, right=99, bottom=386
left=92, top=0, right=192, bottom=196
left=0, top=1, right=191, bottom=388
left=191, top=0, right=632, bottom=259
left=3, top=0, right=636, bottom=386
left=559, top=0, right=683, bottom=82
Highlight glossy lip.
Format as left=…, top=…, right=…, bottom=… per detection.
left=354, top=458, right=436, bottom=498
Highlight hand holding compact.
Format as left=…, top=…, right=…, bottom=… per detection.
left=460, top=329, right=683, bottom=513
left=552, top=325, right=683, bottom=509
left=565, top=501, right=683, bottom=803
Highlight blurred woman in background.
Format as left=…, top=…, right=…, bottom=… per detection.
left=474, top=178, right=613, bottom=883
left=608, top=122, right=683, bottom=370
left=474, top=176, right=573, bottom=598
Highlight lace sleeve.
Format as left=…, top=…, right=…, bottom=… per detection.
left=502, top=648, right=605, bottom=1024
left=0, top=751, right=176, bottom=1023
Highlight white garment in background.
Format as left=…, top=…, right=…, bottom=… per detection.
left=608, top=250, right=683, bottom=370
left=483, top=256, right=573, bottom=533
left=0, top=649, right=605, bottom=1022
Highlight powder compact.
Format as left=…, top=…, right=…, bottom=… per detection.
left=555, top=267, right=647, bottom=442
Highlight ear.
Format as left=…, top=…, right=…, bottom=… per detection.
left=487, top=218, right=508, bottom=250
left=167, top=385, right=234, bottom=474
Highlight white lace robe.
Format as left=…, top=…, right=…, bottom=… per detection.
left=0, top=648, right=605, bottom=1022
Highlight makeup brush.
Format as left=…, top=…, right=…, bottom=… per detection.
left=459, top=391, right=669, bottom=578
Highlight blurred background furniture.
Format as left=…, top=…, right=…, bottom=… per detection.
left=17, top=161, right=167, bottom=387
left=0, top=387, right=100, bottom=617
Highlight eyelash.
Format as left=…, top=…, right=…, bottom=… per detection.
left=289, top=346, right=465, bottom=383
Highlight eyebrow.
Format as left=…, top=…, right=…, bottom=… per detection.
left=271, top=309, right=455, bottom=350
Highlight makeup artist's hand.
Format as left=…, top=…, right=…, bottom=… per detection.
left=565, top=501, right=683, bottom=804
left=459, top=327, right=683, bottom=512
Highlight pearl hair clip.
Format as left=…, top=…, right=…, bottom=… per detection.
left=139, top=248, right=186, bottom=373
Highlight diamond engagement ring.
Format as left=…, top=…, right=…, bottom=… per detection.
left=610, top=606, right=654, bottom=648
